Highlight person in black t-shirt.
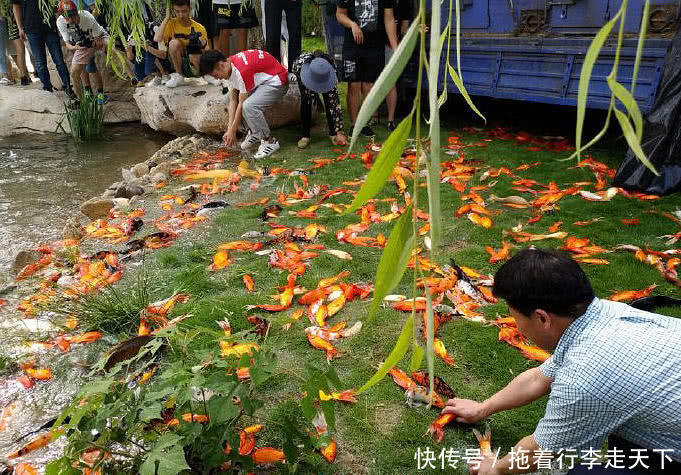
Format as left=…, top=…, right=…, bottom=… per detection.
left=337, top=0, right=398, bottom=137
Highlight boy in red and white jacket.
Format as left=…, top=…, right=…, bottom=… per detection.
left=200, top=49, right=288, bottom=159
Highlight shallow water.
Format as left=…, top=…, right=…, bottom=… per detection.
left=0, top=124, right=169, bottom=280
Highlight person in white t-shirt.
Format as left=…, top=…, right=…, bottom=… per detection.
left=56, top=0, right=108, bottom=104
left=199, top=49, right=288, bottom=159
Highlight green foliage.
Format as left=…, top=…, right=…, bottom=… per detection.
left=0, top=354, right=18, bottom=377
left=50, top=330, right=278, bottom=474
left=302, top=0, right=323, bottom=37
left=58, top=93, right=105, bottom=142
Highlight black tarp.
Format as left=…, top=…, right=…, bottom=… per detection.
left=613, top=26, right=681, bottom=195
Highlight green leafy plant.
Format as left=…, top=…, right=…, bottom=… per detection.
left=57, top=92, right=105, bottom=142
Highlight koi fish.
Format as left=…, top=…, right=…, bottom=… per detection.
left=405, top=385, right=446, bottom=409
left=208, top=249, right=232, bottom=271
left=468, top=213, right=493, bottom=229
left=13, top=463, right=38, bottom=475
left=239, top=430, right=256, bottom=455
left=609, top=284, right=657, bottom=302
left=485, top=241, right=512, bottom=264
left=220, top=342, right=259, bottom=358
left=168, top=413, right=209, bottom=425
left=306, top=333, right=340, bottom=362
left=473, top=429, right=493, bottom=456
left=7, top=429, right=64, bottom=458
left=305, top=321, right=362, bottom=341
left=434, top=338, right=455, bottom=366
left=428, top=413, right=456, bottom=443
left=243, top=274, right=255, bottom=292
left=388, top=367, right=417, bottom=390
left=218, top=241, right=264, bottom=252
left=489, top=195, right=530, bottom=206
left=411, top=371, right=457, bottom=400
left=319, top=389, right=357, bottom=403
left=515, top=343, right=551, bottom=362
left=251, top=447, right=285, bottom=464
left=621, top=219, right=640, bottom=226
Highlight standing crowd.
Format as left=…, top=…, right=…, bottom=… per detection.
left=1, top=0, right=415, bottom=158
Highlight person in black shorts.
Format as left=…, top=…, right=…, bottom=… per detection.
left=212, top=0, right=258, bottom=58
left=337, top=0, right=398, bottom=137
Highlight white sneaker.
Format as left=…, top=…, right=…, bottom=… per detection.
left=148, top=76, right=162, bottom=87
left=165, top=72, right=185, bottom=88
left=0, top=77, right=10, bottom=86
left=203, top=74, right=222, bottom=86
left=240, top=130, right=260, bottom=151
left=254, top=139, right=280, bottom=159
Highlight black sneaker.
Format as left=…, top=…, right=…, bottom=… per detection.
left=360, top=126, right=375, bottom=137
left=20, top=76, right=31, bottom=86
left=387, top=121, right=396, bottom=132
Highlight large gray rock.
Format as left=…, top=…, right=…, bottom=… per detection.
left=0, top=86, right=140, bottom=137
left=11, top=250, right=42, bottom=276
left=80, top=197, right=114, bottom=220
left=133, top=81, right=300, bottom=137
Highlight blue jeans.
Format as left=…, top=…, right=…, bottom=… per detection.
left=25, top=29, right=70, bottom=92
left=0, top=19, right=8, bottom=76
left=132, top=51, right=156, bottom=81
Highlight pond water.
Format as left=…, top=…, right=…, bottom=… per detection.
left=0, top=124, right=170, bottom=282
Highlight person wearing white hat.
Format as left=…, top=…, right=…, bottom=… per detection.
left=290, top=50, right=346, bottom=149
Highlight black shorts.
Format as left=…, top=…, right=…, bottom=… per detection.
left=214, top=3, right=259, bottom=30
left=342, top=46, right=385, bottom=83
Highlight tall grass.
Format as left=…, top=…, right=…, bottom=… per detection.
left=58, top=92, right=105, bottom=142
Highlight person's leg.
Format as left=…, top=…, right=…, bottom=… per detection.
left=264, top=0, right=283, bottom=61
left=71, top=62, right=86, bottom=97
left=386, top=87, right=397, bottom=124
left=0, top=20, right=8, bottom=80
left=25, top=31, right=52, bottom=91
left=13, top=39, right=29, bottom=80
left=322, top=88, right=344, bottom=140
left=243, top=83, right=288, bottom=157
left=167, top=39, right=184, bottom=76
left=298, top=82, right=313, bottom=142
left=44, top=31, right=71, bottom=92
left=347, top=81, right=361, bottom=124
left=283, top=0, right=302, bottom=65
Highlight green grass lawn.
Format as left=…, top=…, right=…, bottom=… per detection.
left=124, top=99, right=681, bottom=475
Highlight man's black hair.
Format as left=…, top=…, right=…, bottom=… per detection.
left=199, top=49, right=226, bottom=77
left=492, top=248, right=595, bottom=319
left=172, top=0, right=191, bottom=7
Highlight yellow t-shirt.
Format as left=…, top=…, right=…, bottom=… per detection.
left=162, top=18, right=208, bottom=49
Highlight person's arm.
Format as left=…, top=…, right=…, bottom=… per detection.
left=336, top=6, right=363, bottom=45
left=155, top=14, right=170, bottom=44
left=442, top=367, right=552, bottom=422
left=12, top=3, right=26, bottom=42
left=384, top=8, right=398, bottom=50
left=146, top=44, right=167, bottom=60
left=56, top=17, right=79, bottom=50
left=224, top=90, right=248, bottom=145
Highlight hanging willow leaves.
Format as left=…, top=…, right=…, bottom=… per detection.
left=408, top=342, right=424, bottom=373
left=347, top=17, right=420, bottom=152
left=367, top=204, right=415, bottom=323
left=356, top=314, right=413, bottom=395
left=426, top=0, right=442, bottom=250
left=345, top=112, right=414, bottom=214
left=630, top=0, right=650, bottom=115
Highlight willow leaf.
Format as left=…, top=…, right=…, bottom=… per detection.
left=423, top=279, right=435, bottom=398
left=427, top=0, right=442, bottom=250
left=448, top=65, right=486, bottom=122
left=608, top=77, right=643, bottom=141
left=631, top=1, right=650, bottom=108
left=357, top=314, right=413, bottom=394
left=409, top=343, right=424, bottom=373
left=348, top=18, right=420, bottom=152
left=344, top=112, right=414, bottom=214
left=613, top=109, right=658, bottom=175
left=368, top=205, right=415, bottom=323
left=574, top=8, right=623, bottom=160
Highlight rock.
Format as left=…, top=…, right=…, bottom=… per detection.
left=147, top=134, right=216, bottom=164
left=132, top=162, right=150, bottom=178
left=0, top=284, right=17, bottom=295
left=150, top=161, right=172, bottom=176
left=101, top=189, right=117, bottom=198
left=11, top=250, right=41, bottom=276
left=114, top=184, right=144, bottom=199
left=112, top=198, right=130, bottom=210
left=134, top=82, right=300, bottom=137
left=151, top=173, right=167, bottom=185
left=121, top=167, right=136, bottom=182
left=62, top=217, right=85, bottom=241
left=0, top=86, right=140, bottom=137
left=80, top=197, right=114, bottom=220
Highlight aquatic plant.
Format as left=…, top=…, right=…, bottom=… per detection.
left=57, top=91, right=105, bottom=142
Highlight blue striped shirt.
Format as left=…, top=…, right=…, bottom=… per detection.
left=535, top=297, right=681, bottom=461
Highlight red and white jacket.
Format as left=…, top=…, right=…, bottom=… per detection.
left=227, top=49, right=288, bottom=94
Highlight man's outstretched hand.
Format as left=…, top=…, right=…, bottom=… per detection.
left=441, top=398, right=488, bottom=423
left=223, top=130, right=237, bottom=146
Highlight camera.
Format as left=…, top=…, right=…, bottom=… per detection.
left=185, top=28, right=203, bottom=55
left=77, top=37, right=93, bottom=48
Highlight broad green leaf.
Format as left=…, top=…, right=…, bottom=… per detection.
left=574, top=8, right=623, bottom=160
left=608, top=76, right=643, bottom=140
left=348, top=18, right=420, bottom=152
left=321, top=400, right=336, bottom=432
left=423, top=283, right=435, bottom=399
left=409, top=343, right=424, bottom=373
left=208, top=396, right=240, bottom=426
left=367, top=205, right=415, bottom=322
left=613, top=109, right=659, bottom=175
left=344, top=112, right=414, bottom=213
left=45, top=456, right=80, bottom=475
left=357, top=314, right=413, bottom=394
left=140, top=441, right=191, bottom=475
left=427, top=0, right=442, bottom=251
left=631, top=0, right=650, bottom=115
left=448, top=65, right=486, bottom=123
left=140, top=401, right=164, bottom=422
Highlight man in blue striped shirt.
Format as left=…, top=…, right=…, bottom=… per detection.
left=443, top=248, right=681, bottom=474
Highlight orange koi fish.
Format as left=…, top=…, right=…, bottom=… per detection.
left=146, top=293, right=190, bottom=318
left=306, top=333, right=340, bottom=362
left=621, top=219, right=640, bottom=225
left=22, top=362, right=52, bottom=381
left=515, top=343, right=551, bottom=362
left=208, top=249, right=232, bottom=271
left=243, top=275, right=255, bottom=292
left=220, top=342, right=259, bottom=358
left=609, top=284, right=657, bottom=302
left=485, top=241, right=512, bottom=264
left=468, top=213, right=493, bottom=229
left=7, top=429, right=64, bottom=458
left=548, top=221, right=563, bottom=233
left=434, top=338, right=455, bottom=366
left=473, top=429, right=493, bottom=456
left=251, top=447, right=286, bottom=464
left=13, top=463, right=38, bottom=475
left=428, top=413, right=456, bottom=443
left=319, top=389, right=357, bottom=403
left=168, top=413, right=209, bottom=425
left=218, top=241, right=264, bottom=252
left=388, top=367, right=417, bottom=390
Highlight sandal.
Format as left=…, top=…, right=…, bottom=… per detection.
left=297, top=137, right=311, bottom=149
left=330, top=135, right=347, bottom=146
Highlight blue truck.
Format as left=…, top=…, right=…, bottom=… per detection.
left=405, top=0, right=680, bottom=113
